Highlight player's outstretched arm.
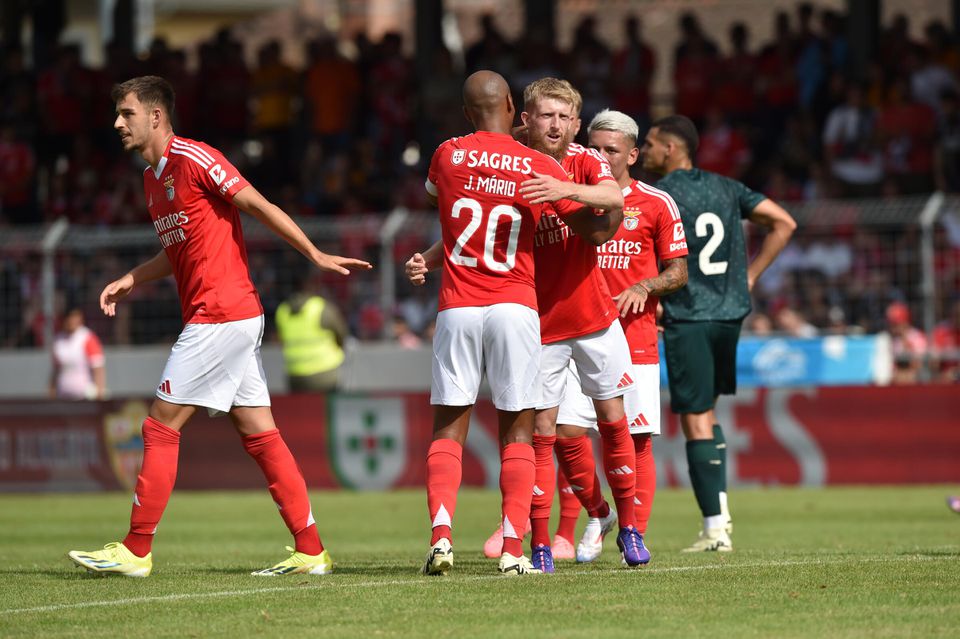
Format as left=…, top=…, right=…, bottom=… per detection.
left=233, top=185, right=372, bottom=276
left=747, top=198, right=797, bottom=291
left=405, top=240, right=442, bottom=286
left=520, top=172, right=624, bottom=212
left=99, top=250, right=173, bottom=317
left=613, top=257, right=688, bottom=317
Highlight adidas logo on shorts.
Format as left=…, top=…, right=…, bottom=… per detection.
left=616, top=372, right=634, bottom=389
left=158, top=379, right=172, bottom=395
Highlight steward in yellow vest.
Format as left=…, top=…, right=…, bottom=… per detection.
left=275, top=292, right=347, bottom=392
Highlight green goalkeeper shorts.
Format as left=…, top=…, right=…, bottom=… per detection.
left=663, top=319, right=743, bottom=414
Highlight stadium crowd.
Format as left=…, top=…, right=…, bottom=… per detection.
left=0, top=2, right=958, bottom=380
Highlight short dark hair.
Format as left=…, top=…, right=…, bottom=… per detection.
left=111, top=75, right=176, bottom=119
left=651, top=114, right=699, bottom=157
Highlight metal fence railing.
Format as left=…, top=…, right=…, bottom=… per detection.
left=0, top=210, right=441, bottom=349
left=1, top=194, right=958, bottom=380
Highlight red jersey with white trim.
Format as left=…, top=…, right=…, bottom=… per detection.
left=597, top=180, right=688, bottom=364
left=52, top=326, right=104, bottom=399
left=533, top=143, right=619, bottom=344
left=142, top=136, right=261, bottom=324
left=426, top=131, right=584, bottom=311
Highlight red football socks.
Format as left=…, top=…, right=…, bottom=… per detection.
left=555, top=434, right=607, bottom=518
left=123, top=417, right=181, bottom=557
left=426, top=438, right=462, bottom=545
left=555, top=470, right=580, bottom=542
left=598, top=417, right=637, bottom=529
left=243, top=428, right=323, bottom=555
left=530, top=434, right=556, bottom=548
left=500, top=443, right=535, bottom=557
left=633, top=433, right=656, bottom=535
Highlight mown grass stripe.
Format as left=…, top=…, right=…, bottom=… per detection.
left=2, top=554, right=938, bottom=616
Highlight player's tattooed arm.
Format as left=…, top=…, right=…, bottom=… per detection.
left=642, top=257, right=688, bottom=297
left=613, top=257, right=688, bottom=317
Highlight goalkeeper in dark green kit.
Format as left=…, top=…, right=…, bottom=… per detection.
left=640, top=115, right=796, bottom=551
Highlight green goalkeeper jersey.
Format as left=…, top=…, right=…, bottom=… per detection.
left=655, top=168, right=766, bottom=322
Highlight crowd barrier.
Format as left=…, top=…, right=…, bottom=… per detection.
left=1, top=384, right=956, bottom=492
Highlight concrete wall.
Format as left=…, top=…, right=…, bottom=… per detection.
left=0, top=343, right=434, bottom=399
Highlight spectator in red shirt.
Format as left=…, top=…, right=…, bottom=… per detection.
left=716, top=22, right=758, bottom=124
left=0, top=120, right=35, bottom=224
left=696, top=107, right=751, bottom=180
left=932, top=298, right=960, bottom=382
left=610, top=16, right=656, bottom=130
left=673, top=40, right=717, bottom=125
left=877, top=77, right=937, bottom=193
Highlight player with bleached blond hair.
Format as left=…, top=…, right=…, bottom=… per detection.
left=549, top=108, right=688, bottom=564
left=405, top=71, right=620, bottom=576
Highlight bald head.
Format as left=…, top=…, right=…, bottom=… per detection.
left=462, top=70, right=515, bottom=134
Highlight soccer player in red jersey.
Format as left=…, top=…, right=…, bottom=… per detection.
left=512, top=79, right=648, bottom=572
left=405, top=71, right=617, bottom=576
left=553, top=109, right=689, bottom=564
left=67, top=76, right=370, bottom=578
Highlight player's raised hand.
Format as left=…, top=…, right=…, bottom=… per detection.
left=519, top=171, right=570, bottom=204
left=99, top=274, right=135, bottom=317
left=313, top=253, right=372, bottom=276
left=511, top=124, right=529, bottom=144
left=406, top=253, right=428, bottom=286
left=613, top=283, right=650, bottom=317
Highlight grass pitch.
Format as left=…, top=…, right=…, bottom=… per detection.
left=1, top=486, right=958, bottom=638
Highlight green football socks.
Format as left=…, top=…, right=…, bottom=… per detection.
left=686, top=440, right=723, bottom=517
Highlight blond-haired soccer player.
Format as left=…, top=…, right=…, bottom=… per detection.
left=406, top=71, right=619, bottom=576
left=68, top=76, right=370, bottom=577
left=513, top=79, right=648, bottom=572
left=550, top=109, right=689, bottom=564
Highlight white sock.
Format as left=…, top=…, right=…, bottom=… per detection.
left=719, top=492, right=729, bottom=519
left=704, top=514, right=726, bottom=531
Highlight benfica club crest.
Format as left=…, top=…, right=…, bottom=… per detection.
left=623, top=209, right=642, bottom=231
left=329, top=396, right=406, bottom=489
left=103, top=400, right=149, bottom=491
left=451, top=149, right=465, bottom=165
left=163, top=175, right=175, bottom=201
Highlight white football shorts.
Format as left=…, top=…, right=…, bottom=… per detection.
left=557, top=362, right=662, bottom=435
left=156, top=314, right=271, bottom=416
left=538, top=319, right=635, bottom=410
left=431, top=303, right=542, bottom=411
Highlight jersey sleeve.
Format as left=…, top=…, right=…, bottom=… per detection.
left=734, top=179, right=767, bottom=218
left=580, top=148, right=617, bottom=185
left=193, top=142, right=250, bottom=202
left=425, top=140, right=449, bottom=198
left=84, top=332, right=105, bottom=368
left=653, top=196, right=689, bottom=260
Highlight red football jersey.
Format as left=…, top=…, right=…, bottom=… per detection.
left=533, top=143, right=619, bottom=344
left=426, top=131, right=583, bottom=311
left=597, top=180, right=688, bottom=364
left=142, top=136, right=262, bottom=324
